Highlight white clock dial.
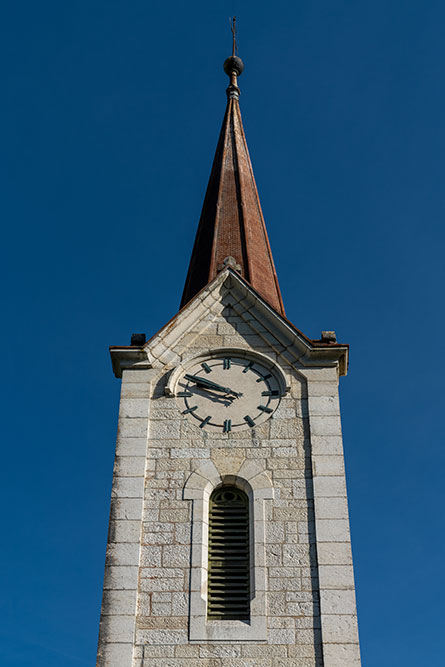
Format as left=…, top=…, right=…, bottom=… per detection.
left=176, top=356, right=281, bottom=432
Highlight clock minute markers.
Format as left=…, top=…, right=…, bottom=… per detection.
left=200, top=415, right=212, bottom=428
left=179, top=358, right=281, bottom=432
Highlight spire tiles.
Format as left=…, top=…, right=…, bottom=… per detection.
left=180, top=45, right=285, bottom=316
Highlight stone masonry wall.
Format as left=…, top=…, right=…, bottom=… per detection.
left=97, top=296, right=360, bottom=667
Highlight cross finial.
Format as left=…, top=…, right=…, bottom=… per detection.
left=224, top=18, right=244, bottom=99
left=230, top=17, right=237, bottom=57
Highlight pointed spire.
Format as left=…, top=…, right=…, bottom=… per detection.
left=180, top=36, right=285, bottom=316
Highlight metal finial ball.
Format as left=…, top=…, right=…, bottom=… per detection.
left=223, top=56, right=244, bottom=77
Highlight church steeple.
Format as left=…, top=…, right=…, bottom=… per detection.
left=100, top=29, right=359, bottom=667
left=180, top=47, right=285, bottom=316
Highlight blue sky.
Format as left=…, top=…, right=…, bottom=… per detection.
left=1, top=1, right=444, bottom=665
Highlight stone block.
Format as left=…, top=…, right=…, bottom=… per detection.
left=149, top=420, right=181, bottom=440
left=143, top=521, right=173, bottom=534
left=317, top=542, right=353, bottom=566
left=122, top=369, right=153, bottom=383
left=292, top=479, right=312, bottom=499
left=151, top=601, right=172, bottom=615
left=315, top=497, right=349, bottom=520
left=144, top=488, right=176, bottom=502
left=119, top=398, right=150, bottom=418
left=199, top=645, right=241, bottom=657
left=285, top=591, right=316, bottom=602
left=106, top=543, right=140, bottom=566
left=242, top=645, right=287, bottom=657
left=308, top=396, right=340, bottom=416
left=137, top=616, right=187, bottom=630
left=118, top=418, right=148, bottom=438
left=282, top=544, right=311, bottom=566
left=323, top=643, right=361, bottom=667
left=270, top=419, right=303, bottom=439
left=302, top=368, right=338, bottom=383
left=306, top=381, right=338, bottom=397
left=143, top=645, right=175, bottom=657
left=152, top=592, right=172, bottom=603
left=101, top=589, right=138, bottom=616
left=311, top=436, right=344, bottom=456
left=267, top=628, right=295, bottom=644
left=139, top=578, right=184, bottom=592
left=96, top=642, right=133, bottom=665
left=273, top=507, right=307, bottom=521
left=271, top=447, right=300, bottom=458
left=265, top=544, right=283, bottom=565
left=108, top=520, right=141, bottom=543
left=266, top=522, right=285, bottom=543
left=110, top=498, right=144, bottom=521
left=314, top=456, right=345, bottom=476
left=309, top=416, right=342, bottom=437
left=140, top=546, right=162, bottom=566
left=140, top=567, right=186, bottom=578
left=149, top=406, right=183, bottom=420
left=296, top=627, right=321, bottom=644
left=316, top=519, right=350, bottom=542
left=320, top=589, right=357, bottom=615
left=171, top=448, right=210, bottom=459
left=103, top=565, right=138, bottom=590
left=159, top=508, right=189, bottom=522
left=114, top=456, right=146, bottom=477
left=287, top=645, right=317, bottom=658
left=99, top=614, right=134, bottom=643
left=143, top=531, right=174, bottom=545
left=171, top=592, right=188, bottom=615
left=269, top=577, right=301, bottom=591
left=318, top=565, right=355, bottom=589
left=112, top=477, right=144, bottom=499
left=175, top=644, right=199, bottom=657
left=135, top=629, right=187, bottom=645
left=162, top=544, right=190, bottom=567
left=268, top=617, right=295, bottom=628
left=312, top=476, right=346, bottom=498
left=174, top=523, right=192, bottom=544
left=146, top=448, right=168, bottom=459
left=116, top=437, right=148, bottom=456
left=286, top=601, right=319, bottom=617
left=322, top=614, right=360, bottom=643
left=120, top=382, right=151, bottom=398
left=156, top=458, right=192, bottom=472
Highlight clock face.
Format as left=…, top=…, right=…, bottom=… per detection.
left=176, top=356, right=281, bottom=432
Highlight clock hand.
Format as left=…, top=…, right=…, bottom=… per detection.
left=184, top=374, right=242, bottom=398
left=184, top=374, right=228, bottom=391
left=195, top=387, right=237, bottom=403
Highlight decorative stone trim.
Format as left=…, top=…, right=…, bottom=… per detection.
left=97, top=368, right=153, bottom=666
left=304, top=368, right=362, bottom=667
left=183, top=460, right=274, bottom=641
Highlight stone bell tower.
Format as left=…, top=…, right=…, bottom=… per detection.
left=96, top=45, right=362, bottom=667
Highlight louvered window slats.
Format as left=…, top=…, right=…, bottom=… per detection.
left=208, top=488, right=250, bottom=620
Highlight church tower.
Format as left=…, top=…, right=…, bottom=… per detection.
left=97, top=45, right=362, bottom=667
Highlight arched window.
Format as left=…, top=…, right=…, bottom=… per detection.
left=207, top=486, right=250, bottom=620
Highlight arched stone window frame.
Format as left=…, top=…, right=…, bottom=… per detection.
left=183, top=459, right=274, bottom=641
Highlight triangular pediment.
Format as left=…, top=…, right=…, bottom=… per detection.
left=110, top=269, right=348, bottom=378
